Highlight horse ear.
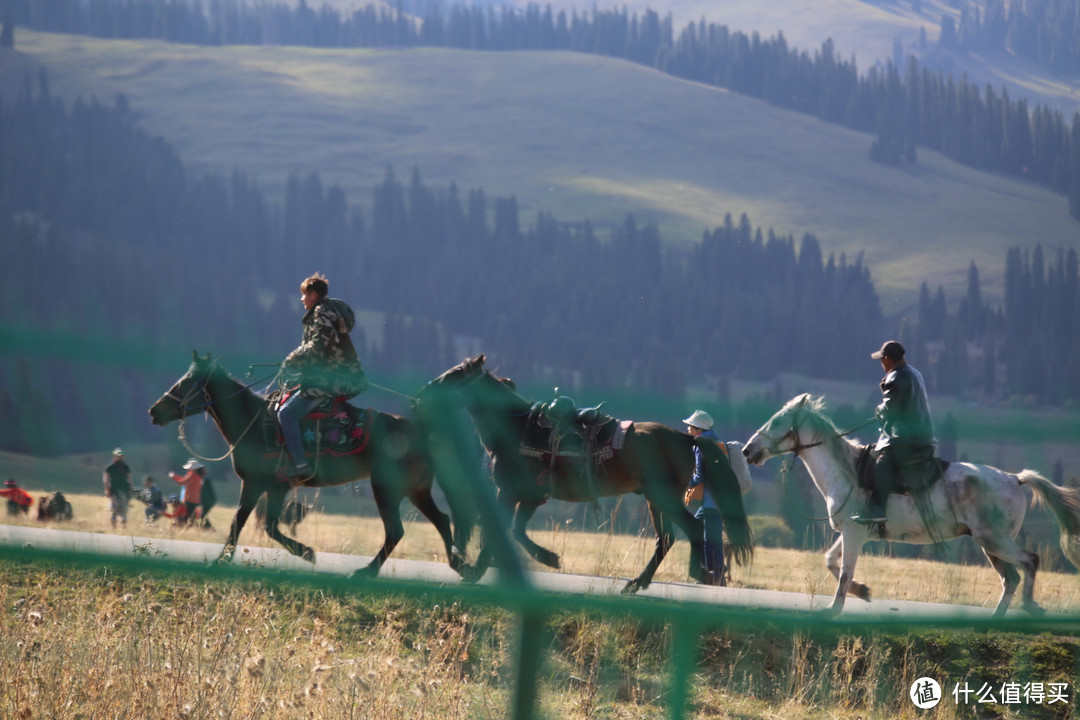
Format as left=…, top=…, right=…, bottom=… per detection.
left=477, top=353, right=486, bottom=366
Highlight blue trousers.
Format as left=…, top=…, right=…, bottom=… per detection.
left=277, top=393, right=322, bottom=466
left=696, top=508, right=726, bottom=584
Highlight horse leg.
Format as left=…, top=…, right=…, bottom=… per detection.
left=824, top=529, right=865, bottom=615
left=824, top=535, right=871, bottom=602
left=409, top=486, right=466, bottom=574
left=261, top=486, right=316, bottom=563
left=508, top=501, right=560, bottom=569
left=460, top=485, right=516, bottom=584
left=978, top=539, right=1044, bottom=617
left=220, top=483, right=261, bottom=562
left=622, top=504, right=675, bottom=594
left=352, top=481, right=405, bottom=579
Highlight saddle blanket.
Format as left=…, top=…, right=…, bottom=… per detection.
left=855, top=445, right=949, bottom=495
left=265, top=396, right=370, bottom=459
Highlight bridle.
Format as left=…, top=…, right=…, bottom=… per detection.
left=765, top=407, right=875, bottom=523
left=163, top=367, right=274, bottom=463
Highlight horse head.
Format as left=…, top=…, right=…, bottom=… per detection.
left=149, top=351, right=219, bottom=425
left=742, top=393, right=829, bottom=465
left=413, top=354, right=488, bottom=410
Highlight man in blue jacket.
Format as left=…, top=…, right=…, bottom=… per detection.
left=684, top=409, right=727, bottom=586
left=852, top=340, right=937, bottom=525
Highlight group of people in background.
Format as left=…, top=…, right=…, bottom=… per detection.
left=103, top=449, right=216, bottom=529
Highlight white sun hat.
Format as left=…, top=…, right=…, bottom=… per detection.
left=682, top=410, right=714, bottom=430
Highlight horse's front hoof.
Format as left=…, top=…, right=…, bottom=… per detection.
left=1024, top=602, right=1047, bottom=617
left=818, top=604, right=843, bottom=618
left=459, top=564, right=485, bottom=584
left=348, top=563, right=380, bottom=581
left=621, top=578, right=645, bottom=595
left=217, top=547, right=236, bottom=565
left=301, top=547, right=316, bottom=564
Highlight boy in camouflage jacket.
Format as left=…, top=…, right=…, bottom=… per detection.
left=278, top=273, right=368, bottom=477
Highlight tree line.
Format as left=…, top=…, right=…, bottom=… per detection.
left=6, top=0, right=1080, bottom=220
left=942, top=0, right=1080, bottom=76
left=2, top=72, right=1078, bottom=457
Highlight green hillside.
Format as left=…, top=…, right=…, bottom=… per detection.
left=5, top=29, right=1078, bottom=309
left=516, top=0, right=1080, bottom=116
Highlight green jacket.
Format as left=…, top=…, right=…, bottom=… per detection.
left=874, top=361, right=936, bottom=451
left=284, top=298, right=368, bottom=399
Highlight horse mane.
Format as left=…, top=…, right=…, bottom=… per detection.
left=478, top=369, right=532, bottom=414
left=199, top=355, right=265, bottom=414
left=789, top=394, right=863, bottom=478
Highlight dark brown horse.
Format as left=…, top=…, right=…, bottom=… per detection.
left=148, top=352, right=470, bottom=578
left=414, top=354, right=753, bottom=593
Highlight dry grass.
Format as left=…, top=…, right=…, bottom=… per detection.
left=3, top=494, right=1080, bottom=720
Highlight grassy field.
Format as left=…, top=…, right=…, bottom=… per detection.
left=4, top=30, right=1079, bottom=307
left=2, top=495, right=1080, bottom=719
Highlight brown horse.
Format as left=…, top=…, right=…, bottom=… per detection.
left=413, top=354, right=753, bottom=593
left=148, top=352, right=470, bottom=578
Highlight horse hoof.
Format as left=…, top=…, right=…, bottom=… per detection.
left=537, top=550, right=560, bottom=569
left=349, top=564, right=380, bottom=581
left=621, top=579, right=645, bottom=595
left=851, top=582, right=872, bottom=602
left=459, top=564, right=483, bottom=584
left=1025, top=603, right=1047, bottom=617
left=301, top=548, right=316, bottom=564
left=818, top=604, right=843, bottom=618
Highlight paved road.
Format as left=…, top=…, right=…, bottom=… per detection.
left=0, top=524, right=1021, bottom=620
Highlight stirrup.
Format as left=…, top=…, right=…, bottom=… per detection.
left=279, top=463, right=311, bottom=483
left=850, top=509, right=887, bottom=525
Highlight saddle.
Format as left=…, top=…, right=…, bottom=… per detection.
left=264, top=391, right=371, bottom=460
left=519, top=402, right=631, bottom=499
left=855, top=445, right=949, bottom=495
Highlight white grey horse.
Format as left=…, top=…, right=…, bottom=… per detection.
left=743, top=394, right=1080, bottom=617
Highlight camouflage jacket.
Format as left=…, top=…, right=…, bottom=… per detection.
left=283, top=298, right=368, bottom=399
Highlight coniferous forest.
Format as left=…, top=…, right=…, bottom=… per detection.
left=2, top=66, right=1079, bottom=457
left=7, top=0, right=1080, bottom=218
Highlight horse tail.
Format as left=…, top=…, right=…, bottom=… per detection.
left=698, top=437, right=754, bottom=567
left=1019, top=469, right=1080, bottom=570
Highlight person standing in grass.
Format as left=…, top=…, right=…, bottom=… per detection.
left=103, top=448, right=133, bottom=528
left=1, top=478, right=33, bottom=516
left=170, top=459, right=205, bottom=525
left=683, top=410, right=727, bottom=586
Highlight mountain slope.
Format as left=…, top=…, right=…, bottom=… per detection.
left=5, top=29, right=1078, bottom=308
left=504, top=0, right=1080, bottom=116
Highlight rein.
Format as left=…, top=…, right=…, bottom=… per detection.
left=174, top=370, right=278, bottom=464
left=778, top=415, right=876, bottom=523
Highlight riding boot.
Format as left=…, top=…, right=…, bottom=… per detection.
left=853, top=449, right=895, bottom=524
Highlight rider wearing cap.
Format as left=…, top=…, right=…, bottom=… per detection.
left=852, top=340, right=937, bottom=525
